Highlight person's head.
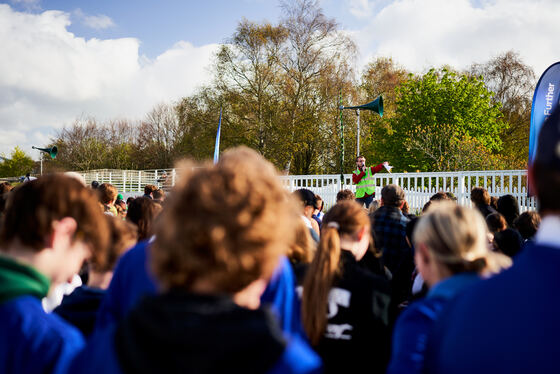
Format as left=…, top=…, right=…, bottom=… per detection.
left=485, top=212, right=507, bottom=234
left=368, top=199, right=380, bottom=215
left=115, top=199, right=127, bottom=218
left=151, top=146, right=297, bottom=309
left=314, top=194, right=323, bottom=214
left=98, top=183, right=118, bottom=206
left=445, top=192, right=457, bottom=202
left=497, top=194, right=519, bottom=227
left=336, top=189, right=354, bottom=202
left=144, top=184, right=158, bottom=197
left=287, top=219, right=315, bottom=265
left=471, top=187, right=491, bottom=206
left=126, top=197, right=134, bottom=207
left=356, top=155, right=366, bottom=169
left=490, top=196, right=499, bottom=210
left=405, top=216, right=419, bottom=249
left=413, top=201, right=510, bottom=287
left=493, top=228, right=524, bottom=259
left=430, top=192, right=450, bottom=201
left=401, top=199, right=410, bottom=215
left=91, top=181, right=99, bottom=189
left=152, top=188, right=165, bottom=201
left=381, top=184, right=405, bottom=208
left=293, top=188, right=317, bottom=218
left=302, top=200, right=370, bottom=345
left=126, top=197, right=162, bottom=241
left=0, top=175, right=110, bottom=287
left=513, top=211, right=541, bottom=240
left=0, top=182, right=13, bottom=195
left=91, top=216, right=137, bottom=274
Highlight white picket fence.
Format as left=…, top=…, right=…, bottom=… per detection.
left=77, top=168, right=537, bottom=213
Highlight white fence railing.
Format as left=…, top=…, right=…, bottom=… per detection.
left=78, top=169, right=537, bottom=213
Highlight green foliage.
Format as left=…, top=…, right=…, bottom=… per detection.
left=385, top=68, right=504, bottom=171
left=0, top=146, right=35, bottom=177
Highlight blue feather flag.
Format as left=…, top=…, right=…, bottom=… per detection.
left=213, top=107, right=222, bottom=164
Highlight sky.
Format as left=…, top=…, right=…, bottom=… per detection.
left=1, top=0, right=560, bottom=160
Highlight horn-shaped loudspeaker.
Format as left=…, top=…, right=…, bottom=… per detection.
left=343, top=96, right=383, bottom=117
left=32, top=146, right=58, bottom=159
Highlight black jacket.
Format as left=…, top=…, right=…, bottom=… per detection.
left=53, top=286, right=105, bottom=337
left=114, top=291, right=288, bottom=374
left=315, top=251, right=392, bottom=374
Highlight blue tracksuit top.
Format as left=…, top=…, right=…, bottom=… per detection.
left=0, top=295, right=85, bottom=374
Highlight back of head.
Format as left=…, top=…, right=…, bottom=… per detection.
left=98, top=183, right=118, bottom=205
left=531, top=105, right=560, bottom=214
left=381, top=184, right=405, bottom=207
left=144, top=184, right=158, bottom=196
left=294, top=188, right=316, bottom=208
left=493, top=228, right=523, bottom=259
left=302, top=200, right=369, bottom=345
left=471, top=187, right=490, bottom=206
left=126, top=197, right=162, bottom=241
left=288, top=219, right=315, bottom=265
left=152, top=146, right=297, bottom=294
left=513, top=211, right=541, bottom=240
left=430, top=192, right=450, bottom=201
left=336, top=189, right=354, bottom=202
left=92, top=216, right=137, bottom=273
left=414, top=201, right=510, bottom=275
left=485, top=212, right=507, bottom=234
left=152, top=188, right=165, bottom=200
left=497, top=195, right=519, bottom=226
left=0, top=174, right=110, bottom=267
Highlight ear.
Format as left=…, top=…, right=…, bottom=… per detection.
left=416, top=243, right=432, bottom=266
left=48, top=217, right=78, bottom=249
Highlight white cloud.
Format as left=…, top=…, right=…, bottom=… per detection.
left=347, top=0, right=375, bottom=18
left=73, top=9, right=115, bottom=30
left=351, top=0, right=560, bottom=76
left=0, top=5, right=218, bottom=158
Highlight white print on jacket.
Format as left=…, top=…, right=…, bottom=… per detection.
left=325, top=288, right=353, bottom=340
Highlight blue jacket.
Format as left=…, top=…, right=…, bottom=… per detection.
left=0, top=295, right=85, bottom=374
left=96, top=241, right=309, bottom=341
left=425, top=242, right=560, bottom=373
left=387, top=273, right=481, bottom=374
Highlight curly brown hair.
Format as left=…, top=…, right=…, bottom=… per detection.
left=151, top=147, right=297, bottom=294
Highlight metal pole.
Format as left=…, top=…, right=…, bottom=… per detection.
left=40, top=157, right=43, bottom=175
left=356, top=109, right=360, bottom=157
left=339, top=92, right=344, bottom=185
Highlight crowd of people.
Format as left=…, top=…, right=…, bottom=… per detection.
left=0, top=108, right=558, bottom=373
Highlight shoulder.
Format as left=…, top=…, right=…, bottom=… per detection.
left=68, top=325, right=123, bottom=374
left=0, top=296, right=84, bottom=373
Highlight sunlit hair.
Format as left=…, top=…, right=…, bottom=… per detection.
left=302, top=200, right=370, bottom=345
left=288, top=219, right=315, bottom=265
left=471, top=187, right=490, bottom=206
left=151, top=146, right=297, bottom=294
left=414, top=201, right=510, bottom=276
left=0, top=174, right=110, bottom=267
left=98, top=183, right=118, bottom=205
left=91, top=216, right=137, bottom=273
left=126, top=197, right=162, bottom=241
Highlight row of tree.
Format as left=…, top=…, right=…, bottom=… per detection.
left=1, top=0, right=537, bottom=177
